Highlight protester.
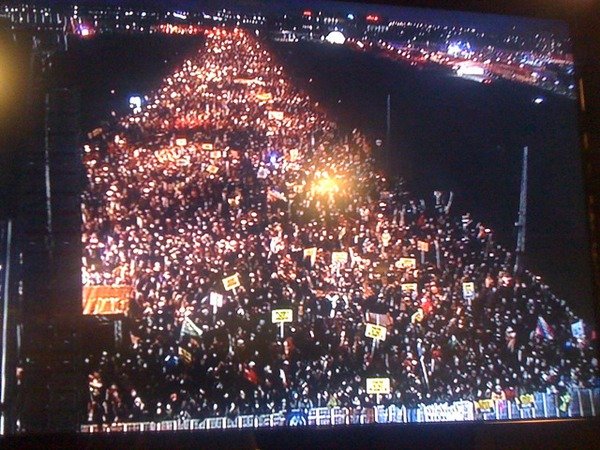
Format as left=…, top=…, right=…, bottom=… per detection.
left=82, top=27, right=598, bottom=424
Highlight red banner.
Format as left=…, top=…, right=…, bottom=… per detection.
left=82, top=285, right=132, bottom=315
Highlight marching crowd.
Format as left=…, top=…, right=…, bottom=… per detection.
left=82, top=28, right=598, bottom=424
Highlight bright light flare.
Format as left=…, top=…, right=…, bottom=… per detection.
left=312, top=176, right=342, bottom=195
left=325, top=31, right=346, bottom=45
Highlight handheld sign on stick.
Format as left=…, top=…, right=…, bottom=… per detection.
left=272, top=309, right=293, bottom=339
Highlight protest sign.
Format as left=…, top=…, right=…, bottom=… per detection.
left=272, top=309, right=293, bottom=323
left=366, top=378, right=391, bottom=395
left=365, top=323, right=387, bottom=341
left=222, top=274, right=241, bottom=291
left=397, top=258, right=416, bottom=269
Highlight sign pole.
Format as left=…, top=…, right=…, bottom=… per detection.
left=280, top=322, right=284, bottom=339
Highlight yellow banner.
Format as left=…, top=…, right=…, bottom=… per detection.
left=222, top=274, right=241, bottom=291
left=209, top=150, right=222, bottom=159
left=175, top=137, right=187, bottom=146
left=272, top=309, right=293, bottom=323
left=417, top=241, right=429, bottom=252
left=476, top=399, right=495, bottom=412
left=366, top=378, right=391, bottom=395
left=519, top=394, right=535, bottom=408
left=256, top=92, right=273, bottom=102
left=365, top=323, right=387, bottom=341
left=201, top=143, right=214, bottom=150
left=82, top=285, right=132, bottom=315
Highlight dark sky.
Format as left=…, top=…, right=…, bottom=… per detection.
left=28, top=0, right=570, bottom=36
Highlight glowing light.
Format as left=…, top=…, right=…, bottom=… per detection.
left=533, top=97, right=544, bottom=104
left=312, top=176, right=341, bottom=195
left=347, top=14, right=355, bottom=20
left=303, top=10, right=312, bottom=17
left=129, top=95, right=142, bottom=114
left=325, top=31, right=346, bottom=45
left=447, top=43, right=461, bottom=57
left=366, top=14, right=379, bottom=22
left=455, top=63, right=485, bottom=77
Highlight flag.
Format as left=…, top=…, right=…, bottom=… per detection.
left=180, top=316, right=203, bottom=339
left=411, top=308, right=424, bottom=324
left=178, top=346, right=193, bottom=364
left=535, top=316, right=555, bottom=340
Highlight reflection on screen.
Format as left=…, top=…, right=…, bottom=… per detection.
left=79, top=1, right=598, bottom=431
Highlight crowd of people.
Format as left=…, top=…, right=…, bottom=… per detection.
left=81, top=27, right=598, bottom=425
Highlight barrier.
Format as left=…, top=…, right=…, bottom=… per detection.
left=79, top=388, right=600, bottom=433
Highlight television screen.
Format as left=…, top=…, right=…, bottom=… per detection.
left=2, top=0, right=599, bottom=436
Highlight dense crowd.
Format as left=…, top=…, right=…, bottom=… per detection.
left=81, top=27, right=598, bottom=425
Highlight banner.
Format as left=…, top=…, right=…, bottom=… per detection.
left=462, top=282, right=475, bottom=300
left=366, top=378, right=391, bottom=395
left=475, top=399, right=495, bottom=413
left=286, top=410, right=308, bottom=426
left=417, top=241, right=429, bottom=252
left=303, top=247, right=317, bottom=266
left=209, top=150, right=222, bottom=159
left=401, top=283, right=418, bottom=293
left=518, top=394, right=535, bottom=409
left=272, top=309, right=293, bottom=323
left=332, top=251, right=348, bottom=265
left=365, top=312, right=393, bottom=327
left=82, top=285, right=132, bottom=315
left=421, top=401, right=474, bottom=422
left=256, top=92, right=273, bottom=102
left=222, top=274, right=241, bottom=291
left=397, top=257, right=416, bottom=269
left=288, top=149, right=299, bottom=162
left=201, top=143, right=214, bottom=150
left=268, top=110, right=284, bottom=121
left=365, top=323, right=387, bottom=341
left=175, top=137, right=188, bottom=146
